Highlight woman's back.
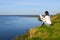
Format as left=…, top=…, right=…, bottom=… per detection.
left=45, top=15, right=52, bottom=24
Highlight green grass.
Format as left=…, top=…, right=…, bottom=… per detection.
left=13, top=13, right=60, bottom=40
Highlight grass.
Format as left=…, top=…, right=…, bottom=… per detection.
left=13, top=13, right=60, bottom=40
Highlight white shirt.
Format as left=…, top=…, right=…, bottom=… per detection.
left=40, top=15, right=52, bottom=25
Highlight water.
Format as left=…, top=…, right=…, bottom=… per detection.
left=0, top=15, right=42, bottom=40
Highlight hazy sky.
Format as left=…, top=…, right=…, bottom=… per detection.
left=0, top=0, right=60, bottom=15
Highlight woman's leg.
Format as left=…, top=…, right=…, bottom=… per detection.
left=44, top=22, right=51, bottom=26
left=41, top=22, right=44, bottom=26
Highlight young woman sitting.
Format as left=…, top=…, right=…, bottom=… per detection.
left=39, top=11, right=52, bottom=26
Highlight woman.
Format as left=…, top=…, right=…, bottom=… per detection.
left=39, top=11, right=52, bottom=26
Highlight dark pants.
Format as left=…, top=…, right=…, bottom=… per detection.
left=41, top=22, right=44, bottom=26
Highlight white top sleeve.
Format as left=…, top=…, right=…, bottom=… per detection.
left=39, top=15, right=45, bottom=21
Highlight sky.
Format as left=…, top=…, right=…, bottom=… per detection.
left=0, top=0, right=60, bottom=15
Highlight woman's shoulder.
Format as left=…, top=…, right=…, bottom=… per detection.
left=45, top=15, right=50, bottom=18
left=45, top=15, right=50, bottom=17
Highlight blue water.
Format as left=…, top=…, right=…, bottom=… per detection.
left=0, top=16, right=42, bottom=40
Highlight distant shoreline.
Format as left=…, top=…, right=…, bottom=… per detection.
left=0, top=15, right=53, bottom=17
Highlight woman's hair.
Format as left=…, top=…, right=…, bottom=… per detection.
left=45, top=11, right=49, bottom=15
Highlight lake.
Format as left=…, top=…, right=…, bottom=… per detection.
left=0, top=15, right=42, bottom=40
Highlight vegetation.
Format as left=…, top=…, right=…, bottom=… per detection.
left=13, top=13, right=60, bottom=40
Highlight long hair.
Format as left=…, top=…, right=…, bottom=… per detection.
left=45, top=11, right=49, bottom=15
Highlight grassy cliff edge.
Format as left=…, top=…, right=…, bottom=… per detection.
left=13, top=14, right=60, bottom=40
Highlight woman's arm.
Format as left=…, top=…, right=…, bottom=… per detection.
left=39, top=15, right=44, bottom=20
left=38, top=15, right=44, bottom=21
